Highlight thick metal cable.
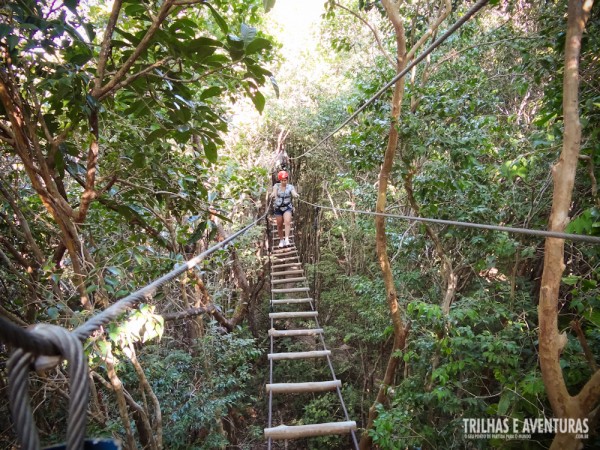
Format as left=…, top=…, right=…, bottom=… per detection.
left=0, top=213, right=267, bottom=355
left=298, top=198, right=600, bottom=244
left=9, top=324, right=89, bottom=450
left=0, top=315, right=60, bottom=356
left=291, top=0, right=490, bottom=160
left=2, top=213, right=266, bottom=449
left=72, top=212, right=267, bottom=342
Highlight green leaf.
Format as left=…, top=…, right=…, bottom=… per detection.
left=146, top=128, right=168, bottom=144
left=47, top=307, right=59, bottom=320
left=200, top=86, right=222, bottom=100
left=64, top=0, right=79, bottom=13
left=204, top=140, right=218, bottom=162
left=250, top=90, right=265, bottom=113
left=497, top=391, right=511, bottom=415
left=245, top=37, right=272, bottom=54
left=204, top=3, right=228, bottom=34
left=0, top=24, right=11, bottom=38
left=240, top=23, right=257, bottom=45
left=270, top=76, right=279, bottom=98
left=188, top=221, right=207, bottom=244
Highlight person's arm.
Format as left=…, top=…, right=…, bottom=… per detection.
left=290, top=185, right=299, bottom=198
left=271, top=184, right=278, bottom=198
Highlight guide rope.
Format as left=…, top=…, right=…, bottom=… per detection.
left=0, top=212, right=267, bottom=450
left=297, top=198, right=600, bottom=244
left=291, top=0, right=490, bottom=161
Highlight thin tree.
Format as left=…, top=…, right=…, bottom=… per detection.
left=538, top=0, right=598, bottom=449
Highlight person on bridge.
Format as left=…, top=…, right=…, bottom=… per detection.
left=271, top=170, right=299, bottom=248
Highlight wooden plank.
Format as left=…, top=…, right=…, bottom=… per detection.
left=271, top=277, right=307, bottom=285
left=268, top=350, right=331, bottom=360
left=272, top=250, right=298, bottom=256
left=268, top=328, right=323, bottom=337
left=272, top=287, right=310, bottom=294
left=271, top=269, right=304, bottom=277
left=272, top=256, right=299, bottom=263
left=266, top=380, right=341, bottom=393
left=271, top=298, right=313, bottom=305
left=269, top=311, right=318, bottom=319
left=264, top=421, right=357, bottom=440
left=272, top=262, right=302, bottom=270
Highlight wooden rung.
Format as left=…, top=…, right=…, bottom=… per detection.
left=272, top=269, right=304, bottom=277
left=269, top=328, right=324, bottom=337
left=269, top=311, right=318, bottom=319
left=272, top=287, right=310, bottom=293
left=273, top=235, right=295, bottom=240
left=271, top=298, right=313, bottom=305
left=272, top=261, right=301, bottom=267
left=272, top=263, right=302, bottom=270
left=273, top=249, right=297, bottom=255
left=268, top=350, right=331, bottom=360
left=272, top=256, right=299, bottom=263
left=271, top=277, right=307, bottom=285
left=264, top=421, right=357, bottom=440
left=266, top=380, right=341, bottom=394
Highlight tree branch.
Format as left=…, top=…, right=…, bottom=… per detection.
left=95, top=0, right=123, bottom=92
left=405, top=0, right=451, bottom=62
left=97, top=57, right=173, bottom=102
left=333, top=2, right=395, bottom=67
left=93, top=0, right=175, bottom=99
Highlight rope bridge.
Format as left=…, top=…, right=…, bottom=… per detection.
left=265, top=217, right=359, bottom=449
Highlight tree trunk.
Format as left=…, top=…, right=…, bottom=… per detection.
left=538, top=1, right=597, bottom=449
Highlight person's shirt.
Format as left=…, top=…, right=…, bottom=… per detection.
left=271, top=183, right=298, bottom=208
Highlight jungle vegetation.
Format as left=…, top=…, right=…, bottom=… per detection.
left=0, top=0, right=598, bottom=449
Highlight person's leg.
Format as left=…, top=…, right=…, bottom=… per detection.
left=275, top=213, right=284, bottom=240
left=283, top=210, right=292, bottom=244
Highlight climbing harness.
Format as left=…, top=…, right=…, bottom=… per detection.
left=273, top=183, right=294, bottom=213
left=265, top=217, right=359, bottom=449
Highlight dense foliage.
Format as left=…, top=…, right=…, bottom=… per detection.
left=0, top=0, right=598, bottom=449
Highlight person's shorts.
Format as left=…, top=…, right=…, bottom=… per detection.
left=273, top=206, right=293, bottom=216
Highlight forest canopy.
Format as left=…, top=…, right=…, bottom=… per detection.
left=0, top=0, right=599, bottom=449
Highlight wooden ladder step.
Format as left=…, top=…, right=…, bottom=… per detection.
left=272, top=256, right=299, bottom=263
left=269, top=328, right=323, bottom=337
left=272, top=269, right=304, bottom=277
left=273, top=245, right=296, bottom=251
left=264, top=421, right=357, bottom=440
left=273, top=234, right=295, bottom=240
left=269, top=311, right=317, bottom=319
left=266, top=380, right=341, bottom=393
left=272, top=287, right=310, bottom=294
left=271, top=277, right=307, bottom=285
left=268, top=350, right=331, bottom=360
left=271, top=298, right=312, bottom=305
left=272, top=262, right=302, bottom=270
left=273, top=248, right=297, bottom=256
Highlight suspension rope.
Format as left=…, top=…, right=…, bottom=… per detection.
left=0, top=212, right=268, bottom=355
left=297, top=198, right=600, bottom=244
left=1, top=211, right=268, bottom=450
left=291, top=0, right=490, bottom=161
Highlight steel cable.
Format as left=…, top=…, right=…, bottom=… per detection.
left=1, top=212, right=267, bottom=449
left=8, top=324, right=89, bottom=450
left=0, top=212, right=268, bottom=356
left=298, top=198, right=600, bottom=244
left=291, top=0, right=490, bottom=160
